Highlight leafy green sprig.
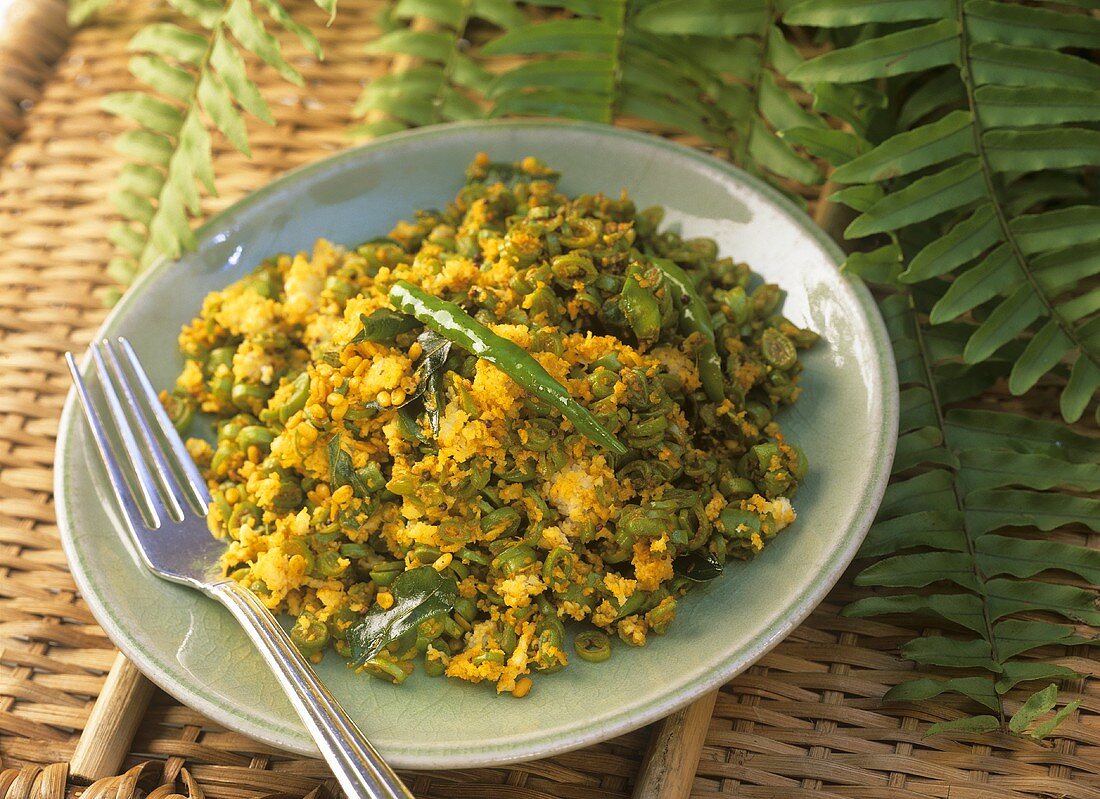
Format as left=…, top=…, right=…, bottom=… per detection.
left=857, top=288, right=1098, bottom=737
left=358, top=0, right=831, bottom=197
left=350, top=0, right=524, bottom=137
left=787, top=0, right=1100, bottom=423
left=781, top=0, right=1100, bottom=737
left=97, top=0, right=336, bottom=299
left=632, top=0, right=826, bottom=188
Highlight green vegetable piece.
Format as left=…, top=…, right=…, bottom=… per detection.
left=277, top=372, right=310, bottom=423
left=290, top=612, right=330, bottom=655
left=752, top=283, right=782, bottom=317
left=348, top=566, right=459, bottom=666
left=651, top=257, right=725, bottom=402
left=339, top=543, right=372, bottom=559
left=550, top=253, right=597, bottom=288
left=719, top=507, right=763, bottom=539
left=481, top=506, right=522, bottom=539
left=534, top=615, right=566, bottom=672
left=163, top=391, right=195, bottom=434
left=454, top=597, right=477, bottom=622
left=355, top=461, right=387, bottom=494
left=389, top=280, right=626, bottom=456
left=493, top=543, right=537, bottom=577
left=351, top=309, right=420, bottom=344
left=360, top=653, right=413, bottom=684
left=716, top=286, right=751, bottom=325
left=236, top=425, right=274, bottom=449
left=619, top=264, right=662, bottom=343
left=761, top=327, right=798, bottom=370
left=645, top=597, right=677, bottom=635
left=574, top=630, right=612, bottom=663
left=316, top=550, right=347, bottom=578
left=231, top=381, right=272, bottom=413
left=368, top=560, right=405, bottom=587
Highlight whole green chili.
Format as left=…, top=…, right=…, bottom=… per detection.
left=389, top=280, right=627, bottom=456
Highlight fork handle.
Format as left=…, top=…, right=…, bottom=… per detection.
left=209, top=580, right=415, bottom=799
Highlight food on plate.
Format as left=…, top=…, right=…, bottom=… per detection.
left=167, top=154, right=818, bottom=695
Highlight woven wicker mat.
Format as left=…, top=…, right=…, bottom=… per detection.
left=1, top=2, right=1097, bottom=798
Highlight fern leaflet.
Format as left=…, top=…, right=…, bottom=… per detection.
left=633, top=0, right=826, bottom=189
left=788, top=0, right=1100, bottom=422
left=350, top=0, right=525, bottom=138
left=101, top=0, right=335, bottom=298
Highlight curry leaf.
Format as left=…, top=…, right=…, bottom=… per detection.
left=673, top=551, right=723, bottom=582
left=348, top=567, right=459, bottom=665
left=351, top=310, right=420, bottom=344
left=327, top=434, right=371, bottom=498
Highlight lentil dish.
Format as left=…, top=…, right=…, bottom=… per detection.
left=169, top=154, right=818, bottom=696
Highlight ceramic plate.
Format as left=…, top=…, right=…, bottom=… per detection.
left=56, top=121, right=898, bottom=768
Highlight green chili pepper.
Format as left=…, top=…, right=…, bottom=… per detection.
left=651, top=257, right=725, bottom=402
left=389, top=280, right=626, bottom=456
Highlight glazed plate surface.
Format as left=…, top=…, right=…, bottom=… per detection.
left=56, top=121, right=898, bottom=768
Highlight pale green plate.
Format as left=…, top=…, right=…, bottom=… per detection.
left=56, top=121, right=898, bottom=769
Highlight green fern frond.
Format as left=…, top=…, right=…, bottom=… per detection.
left=845, top=288, right=1099, bottom=736
left=789, top=0, right=1100, bottom=422
left=351, top=0, right=524, bottom=138
left=790, top=78, right=1098, bottom=737
left=68, top=0, right=118, bottom=26
left=634, top=0, right=831, bottom=187
left=102, top=0, right=328, bottom=297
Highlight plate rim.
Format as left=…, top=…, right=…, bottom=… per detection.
left=55, top=118, right=899, bottom=767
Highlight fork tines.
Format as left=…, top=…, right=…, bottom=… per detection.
left=65, top=337, right=211, bottom=535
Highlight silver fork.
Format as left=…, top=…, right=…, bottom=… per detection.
left=66, top=337, right=414, bottom=799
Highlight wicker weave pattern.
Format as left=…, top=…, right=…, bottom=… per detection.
left=0, top=2, right=1097, bottom=798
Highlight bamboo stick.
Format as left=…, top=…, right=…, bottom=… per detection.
left=631, top=689, right=719, bottom=799
left=69, top=654, right=155, bottom=782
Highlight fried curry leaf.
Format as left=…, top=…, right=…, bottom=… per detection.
left=327, top=434, right=370, bottom=498
left=350, top=309, right=420, bottom=344
left=403, top=329, right=453, bottom=436
left=348, top=566, right=459, bottom=666
left=674, top=550, right=723, bottom=582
